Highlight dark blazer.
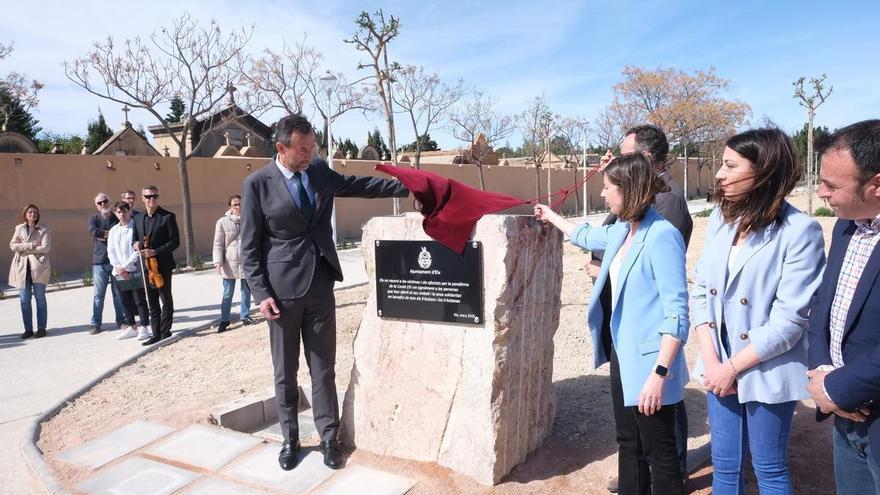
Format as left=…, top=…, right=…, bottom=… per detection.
left=240, top=157, right=409, bottom=303
left=593, top=171, right=693, bottom=262
left=808, top=219, right=880, bottom=453
left=132, top=206, right=180, bottom=272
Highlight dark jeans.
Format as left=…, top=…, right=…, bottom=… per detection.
left=145, top=269, right=173, bottom=337
left=119, top=287, right=149, bottom=327
left=19, top=268, right=47, bottom=332
left=610, top=349, right=684, bottom=495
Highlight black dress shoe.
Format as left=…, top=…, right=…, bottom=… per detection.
left=142, top=336, right=162, bottom=346
left=34, top=328, right=47, bottom=338
left=321, top=440, right=343, bottom=469
left=161, top=332, right=172, bottom=340
left=217, top=321, right=230, bottom=333
left=20, top=329, right=34, bottom=339
left=278, top=441, right=301, bottom=471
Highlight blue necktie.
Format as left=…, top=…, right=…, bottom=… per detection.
left=293, top=172, right=314, bottom=222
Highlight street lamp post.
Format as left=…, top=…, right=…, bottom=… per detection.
left=319, top=71, right=339, bottom=246
left=581, top=121, right=588, bottom=217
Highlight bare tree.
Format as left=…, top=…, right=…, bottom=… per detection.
left=0, top=42, right=44, bottom=132
left=237, top=38, right=374, bottom=155
left=345, top=10, right=400, bottom=153
left=449, top=91, right=515, bottom=191
left=793, top=74, right=832, bottom=215
left=520, top=96, right=556, bottom=198
left=237, top=37, right=321, bottom=116
left=391, top=65, right=468, bottom=168
left=65, top=13, right=253, bottom=265
left=555, top=116, right=591, bottom=212
left=592, top=100, right=638, bottom=151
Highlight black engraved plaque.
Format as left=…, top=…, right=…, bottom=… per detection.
left=375, top=240, right=483, bottom=324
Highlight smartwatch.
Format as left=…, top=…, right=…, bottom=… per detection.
left=654, top=364, right=669, bottom=378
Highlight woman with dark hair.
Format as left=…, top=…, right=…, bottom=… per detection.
left=212, top=194, right=252, bottom=333
left=692, top=128, right=825, bottom=494
left=536, top=153, right=689, bottom=495
left=9, top=204, right=51, bottom=339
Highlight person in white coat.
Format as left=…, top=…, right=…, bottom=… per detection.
left=213, top=195, right=252, bottom=333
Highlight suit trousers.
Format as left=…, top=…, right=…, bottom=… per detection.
left=269, top=259, right=338, bottom=444
left=610, top=349, right=684, bottom=495
left=145, top=268, right=174, bottom=337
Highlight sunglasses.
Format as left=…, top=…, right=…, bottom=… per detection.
left=231, top=203, right=241, bottom=207
left=143, top=194, right=159, bottom=200
left=96, top=199, right=109, bottom=205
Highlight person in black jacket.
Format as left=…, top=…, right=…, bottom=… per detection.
left=241, top=114, right=408, bottom=471
left=590, top=124, right=693, bottom=493
left=133, top=185, right=180, bottom=346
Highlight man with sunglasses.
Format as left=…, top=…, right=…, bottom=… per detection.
left=132, top=185, right=180, bottom=345
left=88, top=192, right=125, bottom=334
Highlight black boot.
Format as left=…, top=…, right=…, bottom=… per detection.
left=217, top=321, right=230, bottom=333
left=21, top=329, right=34, bottom=339
left=34, top=328, right=47, bottom=338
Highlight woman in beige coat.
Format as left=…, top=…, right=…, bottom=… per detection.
left=212, top=195, right=252, bottom=333
left=9, top=204, right=51, bottom=339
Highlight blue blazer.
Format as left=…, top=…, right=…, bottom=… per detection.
left=808, top=219, right=880, bottom=454
left=692, top=203, right=825, bottom=404
left=571, top=207, right=690, bottom=407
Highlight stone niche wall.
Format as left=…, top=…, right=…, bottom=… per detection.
left=342, top=213, right=562, bottom=485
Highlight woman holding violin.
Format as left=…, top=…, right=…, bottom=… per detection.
left=132, top=185, right=180, bottom=346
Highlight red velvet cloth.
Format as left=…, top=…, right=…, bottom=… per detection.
left=375, top=164, right=527, bottom=253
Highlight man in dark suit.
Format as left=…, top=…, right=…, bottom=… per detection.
left=132, top=185, right=180, bottom=346
left=240, top=114, right=409, bottom=471
left=807, top=119, right=880, bottom=495
left=589, top=124, right=693, bottom=492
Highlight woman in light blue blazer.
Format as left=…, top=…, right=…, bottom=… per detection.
left=693, top=128, right=825, bottom=494
left=536, top=153, right=689, bottom=495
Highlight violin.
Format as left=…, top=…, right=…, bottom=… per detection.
left=143, top=236, right=165, bottom=289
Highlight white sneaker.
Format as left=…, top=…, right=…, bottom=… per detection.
left=117, top=326, right=138, bottom=340
left=136, top=326, right=151, bottom=340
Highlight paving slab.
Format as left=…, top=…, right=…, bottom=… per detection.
left=222, top=444, right=335, bottom=494
left=145, top=424, right=262, bottom=471
left=181, top=477, right=272, bottom=494
left=57, top=420, right=175, bottom=469
left=312, top=465, right=416, bottom=495
left=75, top=456, right=200, bottom=495
left=255, top=412, right=319, bottom=444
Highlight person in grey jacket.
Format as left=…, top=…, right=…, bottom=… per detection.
left=212, top=194, right=251, bottom=333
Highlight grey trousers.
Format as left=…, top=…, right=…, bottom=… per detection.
left=268, top=261, right=338, bottom=444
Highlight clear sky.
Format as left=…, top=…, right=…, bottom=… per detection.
left=2, top=0, right=878, bottom=151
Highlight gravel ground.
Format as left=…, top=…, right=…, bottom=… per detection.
left=38, top=191, right=838, bottom=494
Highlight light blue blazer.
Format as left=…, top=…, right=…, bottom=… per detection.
left=571, top=207, right=690, bottom=407
left=691, top=202, right=825, bottom=404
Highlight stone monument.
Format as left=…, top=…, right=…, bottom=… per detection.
left=342, top=213, right=562, bottom=485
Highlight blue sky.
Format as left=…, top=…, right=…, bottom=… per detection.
left=1, top=0, right=878, bottom=150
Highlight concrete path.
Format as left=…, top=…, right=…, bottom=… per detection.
left=0, top=249, right=368, bottom=494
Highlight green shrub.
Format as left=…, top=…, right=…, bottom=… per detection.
left=695, top=208, right=713, bottom=218
left=813, top=206, right=835, bottom=217
left=82, top=270, right=94, bottom=287
left=190, top=255, right=205, bottom=270
left=50, top=269, right=65, bottom=288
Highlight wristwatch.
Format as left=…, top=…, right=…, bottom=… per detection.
left=654, top=365, right=669, bottom=378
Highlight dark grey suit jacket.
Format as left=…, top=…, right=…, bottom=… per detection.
left=240, top=156, right=409, bottom=303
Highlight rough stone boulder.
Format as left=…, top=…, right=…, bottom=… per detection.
left=342, top=213, right=562, bottom=485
